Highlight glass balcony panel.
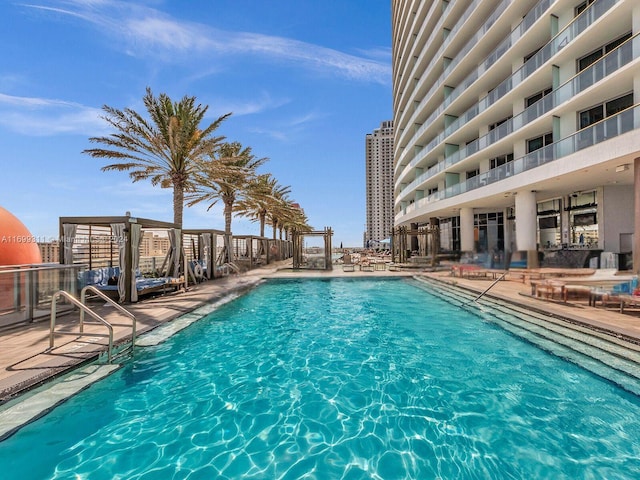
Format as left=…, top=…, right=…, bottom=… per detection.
left=400, top=0, right=557, bottom=167
left=397, top=2, right=628, bottom=208
left=409, top=106, right=639, bottom=208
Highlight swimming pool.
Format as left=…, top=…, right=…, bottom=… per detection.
left=2, top=277, right=640, bottom=479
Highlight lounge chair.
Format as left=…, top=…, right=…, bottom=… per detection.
left=80, top=267, right=176, bottom=299
left=619, top=294, right=640, bottom=313
left=541, top=271, right=633, bottom=307
left=359, top=258, right=374, bottom=272
left=533, top=279, right=565, bottom=300
left=598, top=277, right=639, bottom=309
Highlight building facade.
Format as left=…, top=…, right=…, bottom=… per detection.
left=392, top=0, right=640, bottom=269
left=140, top=231, right=171, bottom=257
left=365, top=120, right=394, bottom=248
left=38, top=241, right=60, bottom=263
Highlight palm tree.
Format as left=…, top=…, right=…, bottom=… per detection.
left=83, top=87, right=231, bottom=228
left=236, top=174, right=291, bottom=237
left=279, top=201, right=312, bottom=240
left=267, top=193, right=310, bottom=240
left=266, top=191, right=289, bottom=240
left=187, top=141, right=267, bottom=262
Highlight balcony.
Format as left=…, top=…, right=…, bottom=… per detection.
left=396, top=104, right=638, bottom=218
left=396, top=32, right=638, bottom=200
left=396, top=0, right=620, bottom=179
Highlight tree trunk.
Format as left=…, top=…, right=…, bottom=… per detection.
left=259, top=212, right=266, bottom=237
left=224, top=200, right=233, bottom=263
left=173, top=184, right=184, bottom=228
left=224, top=201, right=233, bottom=235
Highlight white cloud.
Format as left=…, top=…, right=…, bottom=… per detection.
left=24, top=0, right=391, bottom=85
left=210, top=91, right=290, bottom=118
left=287, top=112, right=322, bottom=127
left=0, top=93, right=107, bottom=135
left=246, top=126, right=290, bottom=142
left=354, top=46, right=393, bottom=62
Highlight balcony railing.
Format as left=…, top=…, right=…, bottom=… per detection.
left=408, top=0, right=486, bottom=109
left=0, top=263, right=87, bottom=329
left=397, top=32, right=638, bottom=201
left=396, top=104, right=637, bottom=218
left=396, top=0, right=618, bottom=179
left=396, top=0, right=555, bottom=171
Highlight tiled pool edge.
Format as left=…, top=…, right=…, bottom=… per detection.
left=0, top=364, right=120, bottom=441
left=0, top=276, right=267, bottom=404
left=0, top=288, right=254, bottom=440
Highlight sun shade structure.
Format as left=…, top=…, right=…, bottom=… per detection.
left=391, top=225, right=440, bottom=266
left=59, top=216, right=180, bottom=303
left=291, top=227, right=333, bottom=270
left=182, top=229, right=226, bottom=281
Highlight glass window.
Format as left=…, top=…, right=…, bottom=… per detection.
left=578, top=32, right=633, bottom=72
left=524, top=47, right=542, bottom=63
left=606, top=93, right=633, bottom=116
left=473, top=212, right=505, bottom=255
left=578, top=93, right=633, bottom=129
left=489, top=117, right=512, bottom=130
left=527, top=133, right=553, bottom=153
left=605, top=33, right=632, bottom=54
left=575, top=0, right=595, bottom=17
left=579, top=105, right=604, bottom=129
left=526, top=87, right=552, bottom=108
left=578, top=50, right=602, bottom=71
left=490, top=153, right=514, bottom=169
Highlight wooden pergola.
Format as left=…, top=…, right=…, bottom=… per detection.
left=182, top=229, right=225, bottom=280
left=59, top=215, right=179, bottom=303
left=292, top=227, right=333, bottom=270
left=391, top=225, right=440, bottom=266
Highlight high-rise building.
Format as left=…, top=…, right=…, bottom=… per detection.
left=365, top=120, right=394, bottom=248
left=38, top=241, right=60, bottom=263
left=140, top=231, right=171, bottom=257
left=392, top=0, right=640, bottom=269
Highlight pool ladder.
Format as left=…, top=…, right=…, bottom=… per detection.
left=49, top=286, right=136, bottom=363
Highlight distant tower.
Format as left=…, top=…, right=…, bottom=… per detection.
left=365, top=120, right=394, bottom=248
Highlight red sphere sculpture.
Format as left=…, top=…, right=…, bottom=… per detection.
left=0, top=206, right=42, bottom=266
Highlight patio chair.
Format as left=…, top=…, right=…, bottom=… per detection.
left=598, top=277, right=639, bottom=309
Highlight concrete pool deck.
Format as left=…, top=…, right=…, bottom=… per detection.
left=1, top=260, right=640, bottom=403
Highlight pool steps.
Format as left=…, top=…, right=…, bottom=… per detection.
left=413, top=276, right=640, bottom=396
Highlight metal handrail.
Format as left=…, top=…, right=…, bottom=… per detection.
left=49, top=291, right=114, bottom=363
left=81, top=286, right=136, bottom=352
left=467, top=271, right=509, bottom=305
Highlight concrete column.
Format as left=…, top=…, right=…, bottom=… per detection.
left=515, top=190, right=538, bottom=267
left=503, top=207, right=512, bottom=254
left=634, top=158, right=640, bottom=273
left=410, top=223, right=419, bottom=252
left=460, top=207, right=474, bottom=252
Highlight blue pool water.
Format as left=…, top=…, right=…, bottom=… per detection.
left=3, top=278, right=640, bottom=479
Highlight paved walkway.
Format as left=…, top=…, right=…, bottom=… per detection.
left=2, top=261, right=640, bottom=402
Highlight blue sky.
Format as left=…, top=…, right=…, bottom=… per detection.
left=0, top=0, right=392, bottom=248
